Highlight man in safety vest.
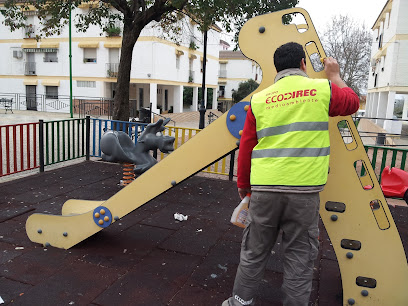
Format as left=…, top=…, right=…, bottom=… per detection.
left=223, top=42, right=360, bottom=306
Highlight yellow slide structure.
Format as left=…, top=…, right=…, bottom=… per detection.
left=26, top=8, right=407, bottom=305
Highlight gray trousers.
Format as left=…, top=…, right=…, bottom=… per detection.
left=228, top=191, right=320, bottom=306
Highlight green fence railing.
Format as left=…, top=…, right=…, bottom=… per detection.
left=364, top=145, right=408, bottom=182
left=3, top=116, right=408, bottom=185
left=40, top=117, right=89, bottom=168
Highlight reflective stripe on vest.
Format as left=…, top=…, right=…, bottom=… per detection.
left=250, top=75, right=331, bottom=187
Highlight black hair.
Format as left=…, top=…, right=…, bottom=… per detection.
left=273, top=42, right=306, bottom=72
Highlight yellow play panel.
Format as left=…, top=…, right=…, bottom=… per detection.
left=238, top=8, right=408, bottom=305
left=25, top=7, right=407, bottom=305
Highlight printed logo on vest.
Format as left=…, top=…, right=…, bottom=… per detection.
left=265, top=89, right=317, bottom=104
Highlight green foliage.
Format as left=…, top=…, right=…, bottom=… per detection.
left=233, top=79, right=259, bottom=103
left=189, top=41, right=198, bottom=50
left=105, top=25, right=121, bottom=37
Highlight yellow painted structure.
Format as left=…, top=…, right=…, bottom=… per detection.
left=25, top=7, right=408, bottom=305
left=238, top=8, right=408, bottom=305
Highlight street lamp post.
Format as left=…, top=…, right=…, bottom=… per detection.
left=69, top=0, right=73, bottom=118
left=198, top=30, right=208, bottom=129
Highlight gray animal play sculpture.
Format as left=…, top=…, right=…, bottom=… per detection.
left=100, top=118, right=175, bottom=174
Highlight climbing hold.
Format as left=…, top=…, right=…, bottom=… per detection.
left=114, top=216, right=119, bottom=221
left=239, top=130, right=243, bottom=136
left=63, top=232, right=68, bottom=237
left=44, top=242, right=50, bottom=247
left=259, top=26, right=265, bottom=33
left=37, top=229, right=42, bottom=234
left=171, top=180, right=177, bottom=186
left=361, top=290, right=369, bottom=297
left=331, top=214, right=338, bottom=221
left=347, top=298, right=355, bottom=305
left=244, top=105, right=249, bottom=111
left=236, top=140, right=240, bottom=147
left=93, top=206, right=113, bottom=228
left=227, top=102, right=250, bottom=139
left=346, top=252, right=354, bottom=259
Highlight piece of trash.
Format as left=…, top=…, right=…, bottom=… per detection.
left=174, top=213, right=188, bottom=221
left=15, top=247, right=24, bottom=250
left=69, top=301, right=75, bottom=305
left=0, top=296, right=4, bottom=304
left=210, top=273, right=218, bottom=279
left=123, top=249, right=127, bottom=254
left=217, top=264, right=228, bottom=272
left=196, top=229, right=203, bottom=233
left=19, top=293, right=24, bottom=297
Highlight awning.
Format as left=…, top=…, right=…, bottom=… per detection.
left=175, top=49, right=184, bottom=56
left=189, top=53, right=197, bottom=59
left=78, top=42, right=99, bottom=48
left=23, top=79, right=38, bottom=85
left=40, top=42, right=59, bottom=48
left=104, top=42, right=122, bottom=48
left=42, top=79, right=60, bottom=86
left=21, top=42, right=37, bottom=49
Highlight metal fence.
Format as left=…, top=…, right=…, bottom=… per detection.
left=0, top=122, right=39, bottom=176
left=0, top=93, right=138, bottom=117
left=6, top=116, right=408, bottom=186
left=41, top=118, right=89, bottom=167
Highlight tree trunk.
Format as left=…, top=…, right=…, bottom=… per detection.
left=112, top=25, right=142, bottom=122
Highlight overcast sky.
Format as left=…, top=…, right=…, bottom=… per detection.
left=296, top=0, right=386, bottom=33
left=221, top=0, right=387, bottom=48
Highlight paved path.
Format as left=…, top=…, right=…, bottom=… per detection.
left=0, top=161, right=407, bottom=305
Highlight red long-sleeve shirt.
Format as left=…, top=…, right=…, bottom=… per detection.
left=237, top=83, right=360, bottom=189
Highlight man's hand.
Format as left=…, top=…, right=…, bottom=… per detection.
left=323, top=57, right=348, bottom=88
left=238, top=187, right=251, bottom=200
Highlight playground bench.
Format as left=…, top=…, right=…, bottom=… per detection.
left=0, top=98, right=13, bottom=114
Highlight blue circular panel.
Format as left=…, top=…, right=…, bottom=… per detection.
left=226, top=101, right=250, bottom=139
left=93, top=206, right=113, bottom=228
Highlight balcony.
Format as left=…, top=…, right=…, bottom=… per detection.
left=24, top=25, right=35, bottom=39
left=219, top=69, right=227, bottom=78
left=106, top=63, right=119, bottom=78
left=24, top=62, right=36, bottom=75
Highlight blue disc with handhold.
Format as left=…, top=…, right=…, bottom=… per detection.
left=226, top=101, right=250, bottom=139
left=93, top=206, right=113, bottom=228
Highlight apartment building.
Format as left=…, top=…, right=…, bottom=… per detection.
left=366, top=0, right=408, bottom=133
left=217, top=50, right=262, bottom=112
left=0, top=3, right=220, bottom=115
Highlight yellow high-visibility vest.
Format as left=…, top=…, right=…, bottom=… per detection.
left=250, top=75, right=331, bottom=187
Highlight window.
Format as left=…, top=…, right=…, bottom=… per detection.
left=84, top=48, right=97, bottom=63
left=219, top=85, right=225, bottom=97
left=45, top=86, right=58, bottom=99
left=44, top=52, right=58, bottom=62
left=77, top=81, right=96, bottom=88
